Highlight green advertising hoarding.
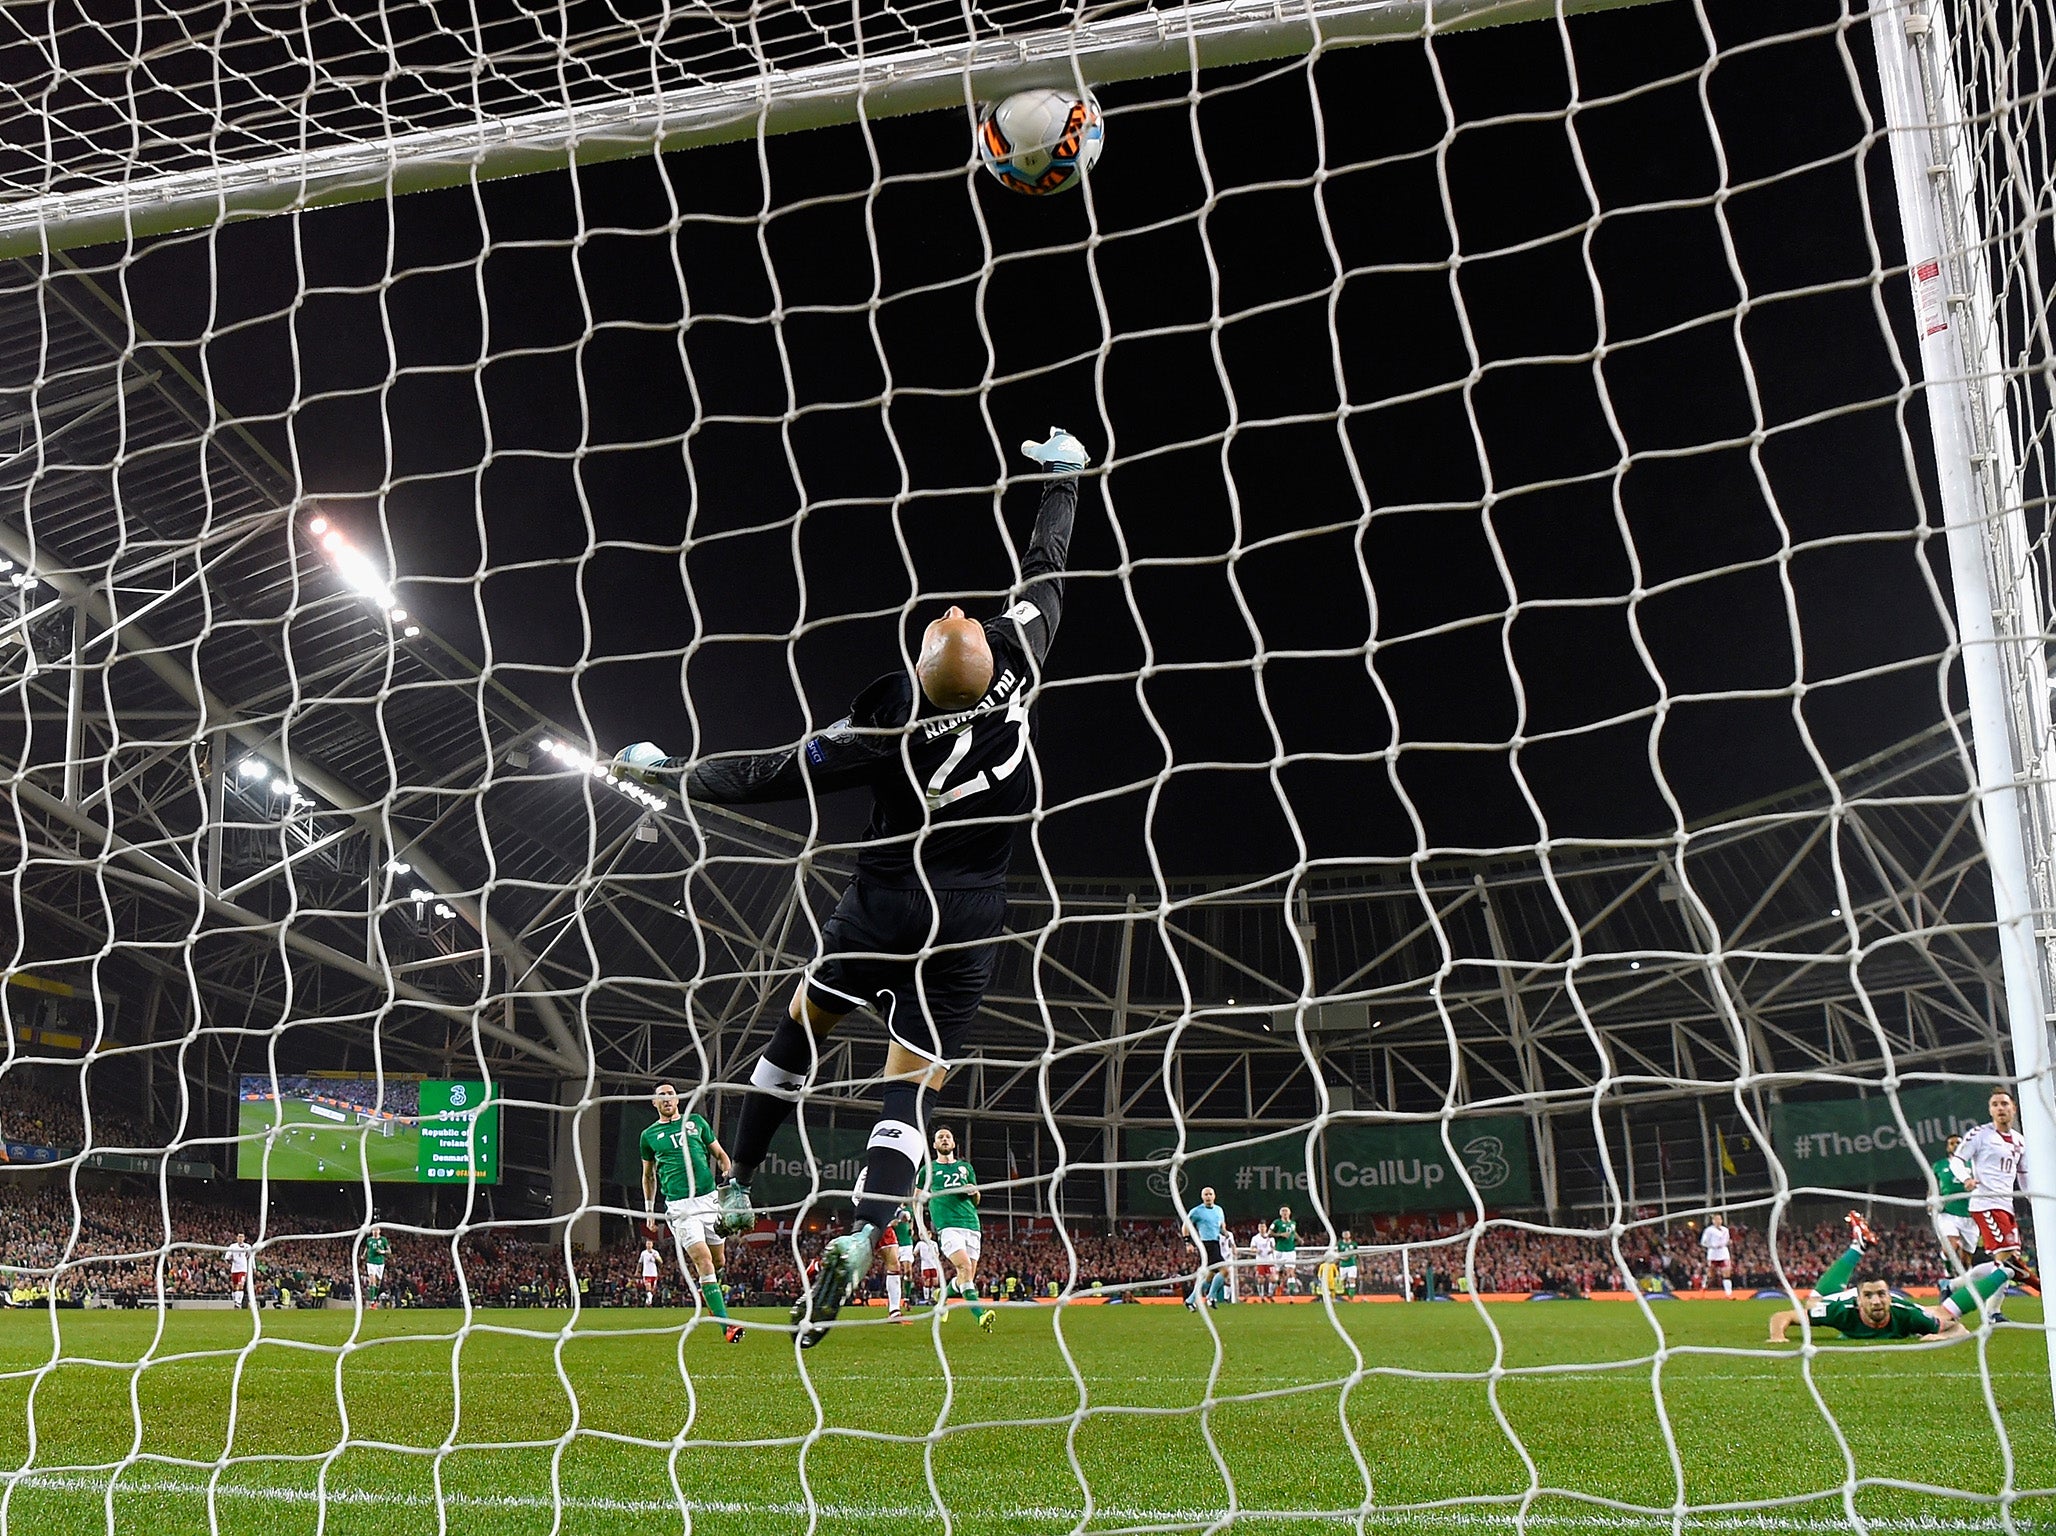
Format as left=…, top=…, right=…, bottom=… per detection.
left=1767, top=1084, right=1992, bottom=1190
left=1124, top=1117, right=1531, bottom=1217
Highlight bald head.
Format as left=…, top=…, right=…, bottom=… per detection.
left=917, top=607, right=994, bottom=710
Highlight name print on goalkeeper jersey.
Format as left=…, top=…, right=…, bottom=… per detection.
left=678, top=473, right=1077, bottom=895
left=805, top=624, right=1035, bottom=892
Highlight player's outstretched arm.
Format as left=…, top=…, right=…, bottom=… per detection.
left=1921, top=1308, right=1971, bottom=1341
left=1009, top=427, right=1090, bottom=667
left=614, top=677, right=907, bottom=805
left=1767, top=1307, right=1803, bottom=1343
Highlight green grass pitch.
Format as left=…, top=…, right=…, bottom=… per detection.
left=2, top=1299, right=2053, bottom=1534
left=235, top=1098, right=421, bottom=1182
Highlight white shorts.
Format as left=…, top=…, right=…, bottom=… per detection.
left=938, top=1227, right=981, bottom=1263
left=916, top=1241, right=941, bottom=1275
left=665, top=1194, right=722, bottom=1251
left=365, top=1263, right=385, bottom=1283
left=230, top=1268, right=251, bottom=1290
left=1936, top=1212, right=1980, bottom=1249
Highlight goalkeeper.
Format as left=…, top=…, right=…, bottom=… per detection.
left=615, top=427, right=1089, bottom=1346
left=1767, top=1212, right=2011, bottom=1343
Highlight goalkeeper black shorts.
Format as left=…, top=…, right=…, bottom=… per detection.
left=802, top=880, right=1007, bottom=1064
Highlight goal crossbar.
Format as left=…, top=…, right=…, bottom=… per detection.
left=0, top=0, right=1657, bottom=260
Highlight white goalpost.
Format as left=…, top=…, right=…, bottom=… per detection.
left=8, top=0, right=2056, bottom=1531
left=1868, top=0, right=2056, bottom=1418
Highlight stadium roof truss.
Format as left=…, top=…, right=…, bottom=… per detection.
left=0, top=257, right=2008, bottom=1210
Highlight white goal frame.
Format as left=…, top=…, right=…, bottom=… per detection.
left=0, top=0, right=1656, bottom=258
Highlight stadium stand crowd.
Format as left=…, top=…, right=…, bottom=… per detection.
left=0, top=1182, right=1989, bottom=1309
left=0, top=1078, right=155, bottom=1153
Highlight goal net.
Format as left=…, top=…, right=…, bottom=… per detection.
left=3, top=0, right=2055, bottom=1530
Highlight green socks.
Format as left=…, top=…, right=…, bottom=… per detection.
left=1816, top=1243, right=1863, bottom=1295
left=1945, top=1263, right=2010, bottom=1319
left=701, top=1277, right=729, bottom=1319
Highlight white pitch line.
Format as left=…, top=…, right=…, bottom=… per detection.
left=1, top=1472, right=2049, bottom=1530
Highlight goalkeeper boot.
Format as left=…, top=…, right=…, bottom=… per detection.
left=723, top=1323, right=745, bottom=1345
left=1844, top=1211, right=1876, bottom=1250
left=792, top=1222, right=877, bottom=1350
left=1020, top=426, right=1091, bottom=473
left=715, top=1178, right=756, bottom=1237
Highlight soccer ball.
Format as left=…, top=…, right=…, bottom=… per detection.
left=976, top=89, right=1104, bottom=195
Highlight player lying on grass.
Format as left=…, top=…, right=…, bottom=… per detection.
left=639, top=1083, right=742, bottom=1344
left=1767, top=1212, right=2011, bottom=1343
left=614, top=427, right=1089, bottom=1347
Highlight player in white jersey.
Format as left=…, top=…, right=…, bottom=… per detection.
left=225, top=1235, right=254, bottom=1307
left=1955, top=1088, right=2038, bottom=1286
left=639, top=1240, right=662, bottom=1304
left=1698, top=1214, right=1733, bottom=1295
left=915, top=1237, right=943, bottom=1304
left=1248, top=1228, right=1276, bottom=1301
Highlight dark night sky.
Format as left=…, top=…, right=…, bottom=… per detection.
left=100, top=0, right=1955, bottom=880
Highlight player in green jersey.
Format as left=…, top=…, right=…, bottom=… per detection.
left=363, top=1227, right=390, bottom=1308
left=918, top=1126, right=992, bottom=1334
left=1336, top=1231, right=1360, bottom=1296
left=1271, top=1208, right=1301, bottom=1295
left=1932, top=1133, right=1979, bottom=1270
left=1767, top=1211, right=2012, bottom=1343
left=877, top=1206, right=917, bottom=1321
left=639, top=1082, right=742, bottom=1343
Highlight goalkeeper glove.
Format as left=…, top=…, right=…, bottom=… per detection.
left=612, top=741, right=670, bottom=786
left=1020, top=426, right=1090, bottom=474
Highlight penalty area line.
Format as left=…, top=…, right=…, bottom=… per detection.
left=0, top=1472, right=2046, bottom=1530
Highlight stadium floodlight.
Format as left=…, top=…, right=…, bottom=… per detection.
left=307, top=515, right=328, bottom=535
left=387, top=860, right=411, bottom=875
left=268, top=778, right=291, bottom=796
left=537, top=736, right=665, bottom=811
left=237, top=760, right=267, bottom=780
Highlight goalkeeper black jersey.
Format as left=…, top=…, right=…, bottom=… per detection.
left=683, top=477, right=1076, bottom=892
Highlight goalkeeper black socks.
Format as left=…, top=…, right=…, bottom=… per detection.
left=728, top=1016, right=816, bottom=1182
left=851, top=1080, right=935, bottom=1229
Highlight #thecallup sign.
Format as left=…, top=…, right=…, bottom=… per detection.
left=1123, top=1118, right=1532, bottom=1217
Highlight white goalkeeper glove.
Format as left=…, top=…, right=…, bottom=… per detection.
left=1020, top=425, right=1090, bottom=473
left=612, top=741, right=669, bottom=785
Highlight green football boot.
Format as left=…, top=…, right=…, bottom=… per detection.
left=715, top=1178, right=756, bottom=1237
left=792, top=1223, right=878, bottom=1350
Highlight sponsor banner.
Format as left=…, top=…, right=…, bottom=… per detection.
left=0, top=1143, right=209, bottom=1177
left=1768, top=1084, right=1992, bottom=1190
left=751, top=1125, right=872, bottom=1212
left=609, top=1110, right=868, bottom=1215
left=80, top=1151, right=217, bottom=1179
left=1124, top=1117, right=1532, bottom=1217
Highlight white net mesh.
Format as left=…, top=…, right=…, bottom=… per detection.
left=4, top=0, right=2056, bottom=1530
